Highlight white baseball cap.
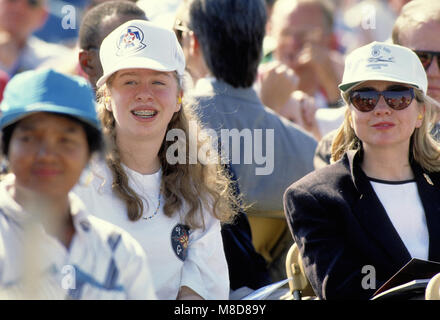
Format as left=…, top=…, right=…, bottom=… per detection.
left=96, top=20, right=186, bottom=88
left=339, top=41, right=428, bottom=94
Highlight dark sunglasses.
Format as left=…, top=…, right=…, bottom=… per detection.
left=414, top=50, right=440, bottom=71
left=349, top=86, right=415, bottom=112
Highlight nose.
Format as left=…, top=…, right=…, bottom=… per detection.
left=36, top=140, right=57, bottom=161
left=134, top=83, right=154, bottom=102
left=427, top=57, right=440, bottom=78
left=373, top=95, right=392, bottom=116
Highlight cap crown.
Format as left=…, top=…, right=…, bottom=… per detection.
left=339, top=41, right=428, bottom=94
left=97, top=20, right=185, bottom=87
left=0, top=69, right=99, bottom=130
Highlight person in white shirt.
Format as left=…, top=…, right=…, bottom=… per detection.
left=73, top=20, right=239, bottom=300
left=0, top=69, right=156, bottom=300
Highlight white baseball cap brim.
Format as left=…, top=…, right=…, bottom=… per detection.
left=339, top=73, right=423, bottom=93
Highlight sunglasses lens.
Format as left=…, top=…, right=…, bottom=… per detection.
left=350, top=90, right=378, bottom=112
left=383, top=87, right=414, bottom=110
left=416, top=51, right=433, bottom=70
left=350, top=87, right=414, bottom=112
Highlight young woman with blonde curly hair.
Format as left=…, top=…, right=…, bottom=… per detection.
left=74, top=20, right=239, bottom=300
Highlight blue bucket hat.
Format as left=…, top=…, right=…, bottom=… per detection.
left=0, top=69, right=100, bottom=130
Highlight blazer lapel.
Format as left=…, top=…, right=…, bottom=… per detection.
left=411, top=163, right=440, bottom=261
left=346, top=151, right=411, bottom=266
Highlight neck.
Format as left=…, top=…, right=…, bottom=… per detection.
left=361, top=144, right=413, bottom=181
left=116, top=133, right=162, bottom=175
left=11, top=185, right=74, bottom=247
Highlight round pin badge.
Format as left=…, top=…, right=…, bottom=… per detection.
left=171, top=224, right=190, bottom=261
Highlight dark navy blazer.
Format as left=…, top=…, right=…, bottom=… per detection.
left=283, top=149, right=440, bottom=300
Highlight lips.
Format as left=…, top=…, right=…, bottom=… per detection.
left=32, top=168, right=62, bottom=177
left=372, top=122, right=395, bottom=129
left=131, top=107, right=158, bottom=120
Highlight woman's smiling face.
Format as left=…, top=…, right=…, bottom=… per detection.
left=108, top=68, right=182, bottom=142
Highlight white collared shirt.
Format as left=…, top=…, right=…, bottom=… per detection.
left=0, top=174, right=156, bottom=299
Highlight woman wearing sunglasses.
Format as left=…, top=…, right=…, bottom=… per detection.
left=283, top=41, right=440, bottom=300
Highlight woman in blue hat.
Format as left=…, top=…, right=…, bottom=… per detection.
left=283, top=42, right=440, bottom=300
left=0, top=69, right=156, bottom=299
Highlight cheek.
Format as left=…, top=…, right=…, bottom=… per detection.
left=7, top=141, right=31, bottom=174
left=64, top=148, right=90, bottom=186
left=350, top=112, right=370, bottom=136
left=155, top=88, right=180, bottom=112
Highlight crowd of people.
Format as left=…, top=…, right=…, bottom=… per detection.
left=0, top=0, right=439, bottom=301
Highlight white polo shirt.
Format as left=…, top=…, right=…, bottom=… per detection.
left=73, top=160, right=230, bottom=300
left=0, top=174, right=156, bottom=300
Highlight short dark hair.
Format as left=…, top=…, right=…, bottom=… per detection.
left=1, top=114, right=104, bottom=157
left=79, top=1, right=147, bottom=50
left=189, top=0, right=267, bottom=88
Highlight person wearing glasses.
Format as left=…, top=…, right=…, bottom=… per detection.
left=0, top=0, right=72, bottom=77
left=313, top=0, right=440, bottom=170
left=392, top=0, right=440, bottom=140
left=283, top=41, right=440, bottom=300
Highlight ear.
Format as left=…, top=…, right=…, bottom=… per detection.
left=79, top=50, right=93, bottom=75
left=415, top=105, right=426, bottom=128
left=189, top=32, right=200, bottom=56
left=176, top=92, right=183, bottom=112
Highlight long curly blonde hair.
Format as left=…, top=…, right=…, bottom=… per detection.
left=97, top=72, right=240, bottom=230
left=331, top=87, right=440, bottom=172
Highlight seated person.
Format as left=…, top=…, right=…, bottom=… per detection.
left=0, top=69, right=155, bottom=299
left=284, top=41, right=440, bottom=300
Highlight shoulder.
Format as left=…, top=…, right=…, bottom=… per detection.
left=284, top=158, right=351, bottom=200
left=80, top=213, right=145, bottom=259
left=262, top=106, right=317, bottom=143
left=74, top=158, right=111, bottom=194
left=70, top=193, right=144, bottom=258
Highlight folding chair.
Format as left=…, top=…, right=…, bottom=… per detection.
left=425, top=272, right=440, bottom=300
left=281, top=243, right=316, bottom=300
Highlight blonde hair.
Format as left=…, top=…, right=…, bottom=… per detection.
left=331, top=88, right=440, bottom=172
left=97, top=72, right=240, bottom=229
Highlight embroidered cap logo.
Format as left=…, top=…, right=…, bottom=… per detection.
left=116, top=26, right=146, bottom=56
left=367, top=45, right=395, bottom=70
